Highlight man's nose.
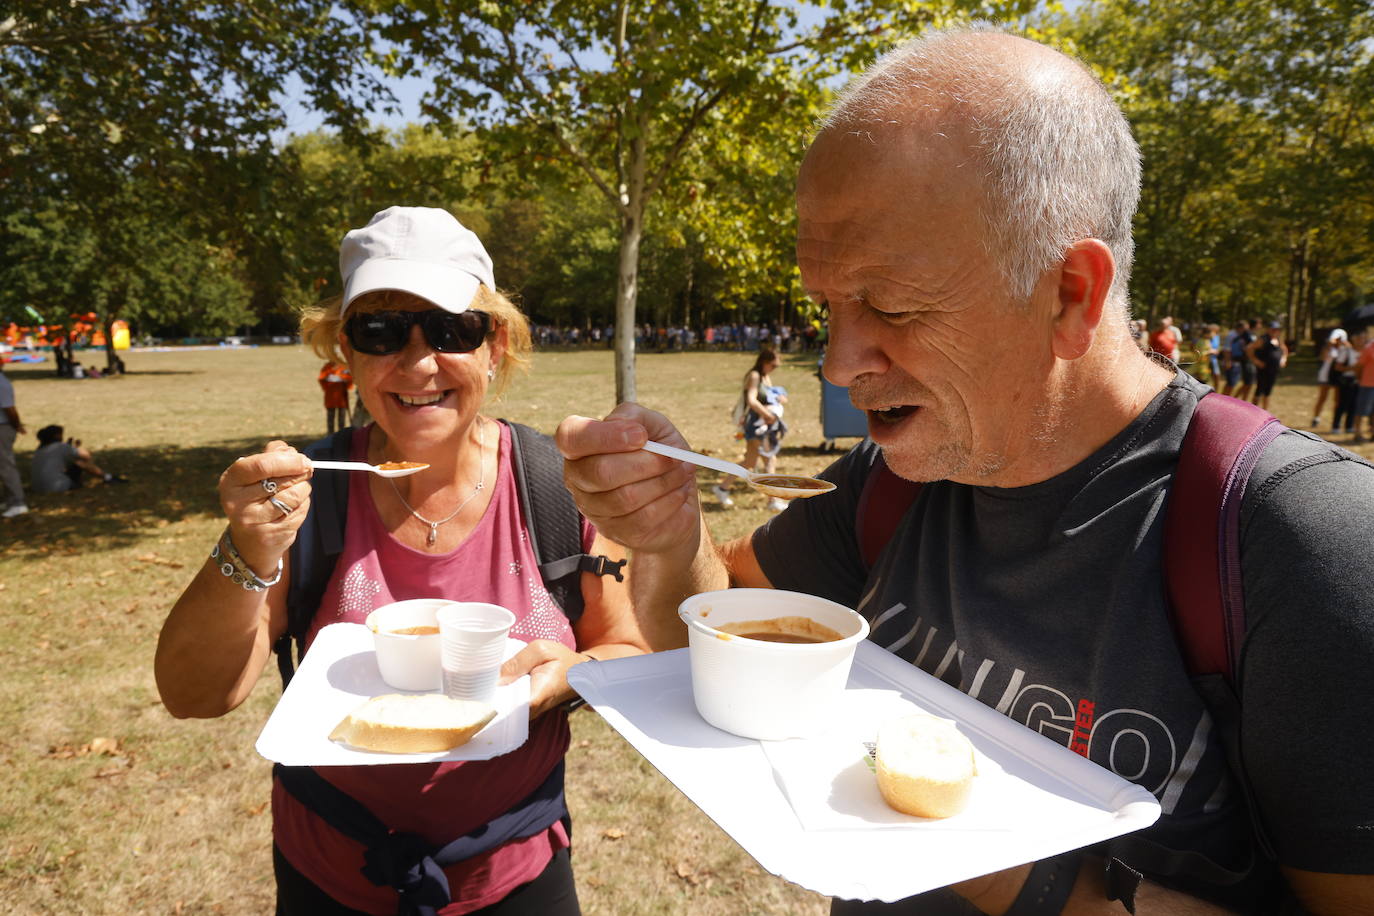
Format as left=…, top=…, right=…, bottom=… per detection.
left=821, top=311, right=889, bottom=387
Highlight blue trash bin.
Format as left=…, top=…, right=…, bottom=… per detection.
left=817, top=360, right=868, bottom=450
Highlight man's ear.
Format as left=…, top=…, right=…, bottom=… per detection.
left=1052, top=238, right=1115, bottom=360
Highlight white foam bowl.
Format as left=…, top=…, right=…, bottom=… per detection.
left=678, top=588, right=870, bottom=740
left=365, top=598, right=457, bottom=691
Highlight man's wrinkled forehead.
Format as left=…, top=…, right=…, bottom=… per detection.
left=798, top=110, right=978, bottom=207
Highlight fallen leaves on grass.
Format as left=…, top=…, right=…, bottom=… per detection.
left=47, top=736, right=121, bottom=759
left=674, top=860, right=706, bottom=885
left=89, top=736, right=119, bottom=755
left=94, top=758, right=132, bottom=779
left=602, top=827, right=625, bottom=840
left=136, top=553, right=185, bottom=569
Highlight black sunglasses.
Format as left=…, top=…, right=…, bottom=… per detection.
left=345, top=309, right=492, bottom=355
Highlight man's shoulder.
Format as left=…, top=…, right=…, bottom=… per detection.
left=1244, top=428, right=1374, bottom=527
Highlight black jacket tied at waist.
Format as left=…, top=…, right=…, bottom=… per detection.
left=274, top=760, right=569, bottom=916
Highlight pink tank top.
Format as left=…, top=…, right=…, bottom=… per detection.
left=272, top=422, right=588, bottom=915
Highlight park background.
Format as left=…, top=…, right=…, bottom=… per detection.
left=2, top=0, right=1373, bottom=913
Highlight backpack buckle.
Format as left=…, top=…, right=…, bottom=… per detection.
left=585, top=555, right=627, bottom=582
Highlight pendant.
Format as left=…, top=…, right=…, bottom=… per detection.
left=427, top=523, right=438, bottom=547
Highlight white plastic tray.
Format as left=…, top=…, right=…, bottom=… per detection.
left=256, top=622, right=530, bottom=765
left=567, top=641, right=1159, bottom=902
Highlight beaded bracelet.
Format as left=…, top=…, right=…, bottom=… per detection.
left=210, top=528, right=283, bottom=591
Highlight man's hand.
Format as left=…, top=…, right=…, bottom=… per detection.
left=557, top=403, right=702, bottom=556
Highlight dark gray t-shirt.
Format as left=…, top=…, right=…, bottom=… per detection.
left=32, top=441, right=78, bottom=493
left=755, top=372, right=1374, bottom=903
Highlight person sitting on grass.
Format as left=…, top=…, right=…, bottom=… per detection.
left=30, top=424, right=125, bottom=494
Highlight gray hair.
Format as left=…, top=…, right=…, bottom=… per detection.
left=823, top=24, right=1141, bottom=311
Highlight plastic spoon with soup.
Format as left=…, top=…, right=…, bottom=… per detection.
left=640, top=440, right=835, bottom=500
left=307, top=459, right=429, bottom=478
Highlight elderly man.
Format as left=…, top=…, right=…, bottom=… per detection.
left=558, top=25, right=1373, bottom=916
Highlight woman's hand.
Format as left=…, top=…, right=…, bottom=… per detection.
left=217, top=440, right=312, bottom=575
left=498, top=640, right=594, bottom=720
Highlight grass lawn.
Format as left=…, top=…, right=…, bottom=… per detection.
left=0, top=344, right=1362, bottom=914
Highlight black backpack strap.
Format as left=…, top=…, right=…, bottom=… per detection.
left=275, top=426, right=354, bottom=686
left=502, top=420, right=624, bottom=624
left=274, top=761, right=569, bottom=916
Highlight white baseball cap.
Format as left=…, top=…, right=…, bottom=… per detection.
left=339, top=206, right=495, bottom=317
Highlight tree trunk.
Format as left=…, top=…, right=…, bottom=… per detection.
left=613, top=113, right=649, bottom=406
left=614, top=200, right=643, bottom=405
left=682, top=252, right=694, bottom=332
left=1303, top=252, right=1320, bottom=345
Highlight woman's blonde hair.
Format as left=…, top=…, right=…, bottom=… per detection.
left=299, top=286, right=532, bottom=399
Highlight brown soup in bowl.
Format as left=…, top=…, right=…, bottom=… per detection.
left=387, top=625, right=440, bottom=636
left=716, top=616, right=843, bottom=644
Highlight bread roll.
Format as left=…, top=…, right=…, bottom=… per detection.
left=329, top=694, right=497, bottom=753
left=875, top=715, right=976, bottom=818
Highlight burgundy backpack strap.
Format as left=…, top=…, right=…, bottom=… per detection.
left=1164, top=393, right=1284, bottom=687
left=857, top=454, right=924, bottom=569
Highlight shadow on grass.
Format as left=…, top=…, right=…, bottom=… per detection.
left=2, top=366, right=201, bottom=381
left=0, top=437, right=269, bottom=559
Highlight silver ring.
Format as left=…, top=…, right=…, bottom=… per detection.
left=261, top=478, right=278, bottom=495
left=268, top=496, right=292, bottom=517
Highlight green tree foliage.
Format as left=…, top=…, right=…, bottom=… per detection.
left=1059, top=0, right=1374, bottom=340
left=2, top=190, right=252, bottom=346
left=362, top=0, right=1035, bottom=403
left=0, top=1, right=388, bottom=363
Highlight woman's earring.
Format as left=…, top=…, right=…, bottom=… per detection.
left=487, top=366, right=496, bottom=381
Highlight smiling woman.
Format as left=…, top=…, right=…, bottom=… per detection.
left=154, top=206, right=647, bottom=916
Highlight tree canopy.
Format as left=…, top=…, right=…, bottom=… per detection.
left=2, top=1, right=1370, bottom=384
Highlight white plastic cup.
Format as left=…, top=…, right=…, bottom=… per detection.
left=436, top=602, right=516, bottom=702
left=678, top=588, right=870, bottom=740
left=365, top=598, right=456, bottom=691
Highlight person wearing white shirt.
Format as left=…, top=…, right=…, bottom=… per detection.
left=0, top=358, right=29, bottom=517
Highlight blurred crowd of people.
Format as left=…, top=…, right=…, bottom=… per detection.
left=1131, top=314, right=1374, bottom=440
left=529, top=320, right=828, bottom=353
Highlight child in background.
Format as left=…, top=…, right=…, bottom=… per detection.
left=318, top=361, right=353, bottom=434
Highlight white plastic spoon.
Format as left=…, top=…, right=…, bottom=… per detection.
left=308, top=459, right=429, bottom=478
left=640, top=440, right=835, bottom=500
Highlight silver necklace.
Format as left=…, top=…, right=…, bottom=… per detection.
left=387, top=418, right=487, bottom=547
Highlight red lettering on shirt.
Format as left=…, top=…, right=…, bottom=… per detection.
left=1069, top=698, right=1096, bottom=757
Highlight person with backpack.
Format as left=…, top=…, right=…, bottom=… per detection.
left=155, top=206, right=646, bottom=916
left=1245, top=321, right=1288, bottom=412
left=557, top=26, right=1374, bottom=916
left=715, top=347, right=789, bottom=511
left=1220, top=318, right=1257, bottom=400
